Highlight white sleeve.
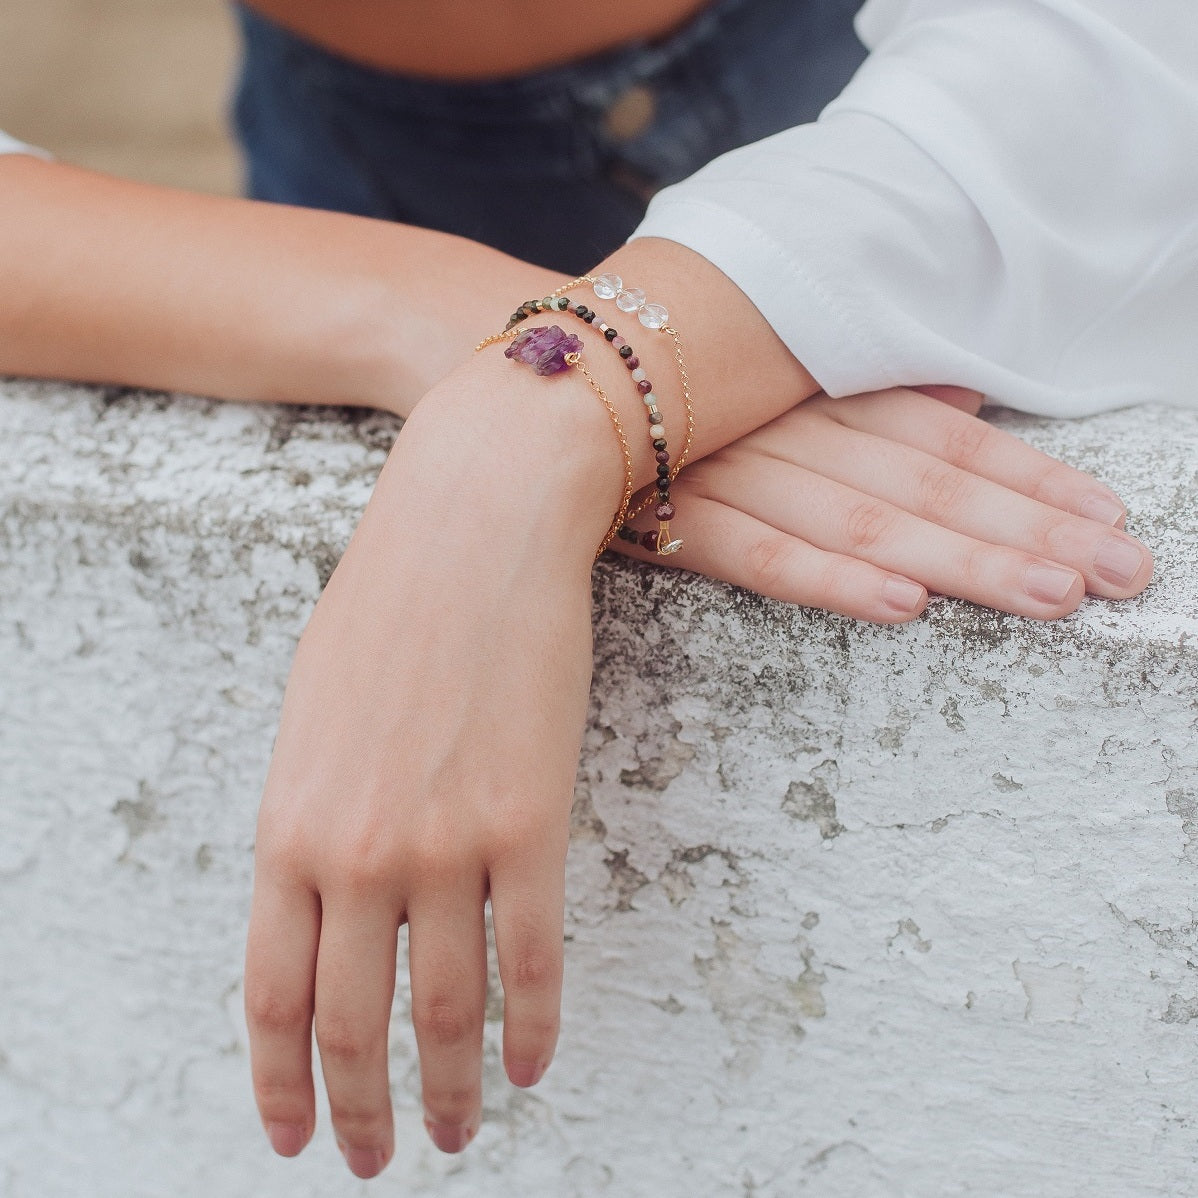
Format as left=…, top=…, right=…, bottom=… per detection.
left=631, top=0, right=1198, bottom=416
left=0, top=130, right=51, bottom=159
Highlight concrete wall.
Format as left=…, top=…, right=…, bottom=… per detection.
left=2, top=379, right=1196, bottom=1196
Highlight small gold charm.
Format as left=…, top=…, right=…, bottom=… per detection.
left=656, top=522, right=683, bottom=556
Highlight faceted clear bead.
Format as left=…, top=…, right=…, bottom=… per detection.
left=616, top=287, right=647, bottom=312
left=593, top=273, right=622, bottom=300
left=639, top=302, right=669, bottom=329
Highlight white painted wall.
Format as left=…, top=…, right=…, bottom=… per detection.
left=2, top=382, right=1196, bottom=1197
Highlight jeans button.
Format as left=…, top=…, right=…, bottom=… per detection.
left=602, top=84, right=657, bottom=142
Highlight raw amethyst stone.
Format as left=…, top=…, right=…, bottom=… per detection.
left=504, top=325, right=583, bottom=375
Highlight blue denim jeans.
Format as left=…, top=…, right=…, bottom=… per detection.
left=233, top=1, right=866, bottom=274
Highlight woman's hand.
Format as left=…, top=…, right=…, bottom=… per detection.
left=242, top=359, right=618, bottom=1176
left=612, top=386, right=1152, bottom=621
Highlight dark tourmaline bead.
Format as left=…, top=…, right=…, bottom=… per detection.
left=625, top=355, right=639, bottom=370
left=655, top=502, right=676, bottom=521
left=575, top=305, right=589, bottom=318
left=637, top=380, right=653, bottom=395
left=604, top=328, right=618, bottom=341
left=641, top=529, right=660, bottom=551
left=653, top=438, right=667, bottom=451
left=657, top=483, right=671, bottom=497
left=657, top=464, right=671, bottom=479
left=585, top=312, right=596, bottom=322
left=656, top=450, right=670, bottom=464
left=618, top=525, right=640, bottom=543
left=619, top=345, right=634, bottom=358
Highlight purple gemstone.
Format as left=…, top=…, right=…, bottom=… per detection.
left=624, top=356, right=639, bottom=370
left=504, top=325, right=582, bottom=375
left=655, top=502, right=676, bottom=521
left=640, top=529, right=660, bottom=551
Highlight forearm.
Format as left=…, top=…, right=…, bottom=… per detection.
left=0, top=155, right=562, bottom=415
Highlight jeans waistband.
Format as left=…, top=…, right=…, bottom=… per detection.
left=236, top=0, right=756, bottom=114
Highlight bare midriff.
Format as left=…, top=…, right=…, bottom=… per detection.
left=241, top=0, right=719, bottom=80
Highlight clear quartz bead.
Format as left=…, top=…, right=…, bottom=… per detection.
left=616, top=287, right=647, bottom=312
left=593, top=273, right=622, bottom=300
left=639, top=302, right=669, bottom=329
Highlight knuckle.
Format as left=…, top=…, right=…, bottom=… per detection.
left=958, top=543, right=990, bottom=590
left=743, top=534, right=794, bottom=592
left=941, top=417, right=993, bottom=470
left=423, top=1085, right=478, bottom=1126
left=316, top=1017, right=375, bottom=1068
left=254, top=818, right=311, bottom=881
left=915, top=463, right=969, bottom=518
left=413, top=1001, right=476, bottom=1050
left=253, top=1080, right=311, bottom=1125
left=812, top=557, right=855, bottom=615
left=508, top=946, right=561, bottom=995
left=328, top=1098, right=390, bottom=1139
left=246, top=988, right=309, bottom=1038
left=843, top=500, right=894, bottom=553
left=1027, top=460, right=1068, bottom=505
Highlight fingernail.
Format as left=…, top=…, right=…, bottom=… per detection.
left=1023, top=563, right=1078, bottom=604
left=508, top=1060, right=547, bottom=1088
left=1079, top=494, right=1125, bottom=526
left=1094, top=536, right=1144, bottom=587
left=424, top=1119, right=476, bottom=1154
left=266, top=1122, right=307, bottom=1157
left=881, top=577, right=925, bottom=614
left=340, top=1146, right=385, bottom=1179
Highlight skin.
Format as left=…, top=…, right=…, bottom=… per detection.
left=0, top=156, right=1153, bottom=1175
left=242, top=239, right=1152, bottom=1177
left=240, top=0, right=716, bottom=80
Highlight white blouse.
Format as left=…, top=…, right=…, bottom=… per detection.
left=634, top=0, right=1198, bottom=416
left=0, top=131, right=48, bottom=158
left=5, top=2, right=1195, bottom=417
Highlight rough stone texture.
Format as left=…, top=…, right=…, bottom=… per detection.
left=1, top=380, right=1196, bottom=1197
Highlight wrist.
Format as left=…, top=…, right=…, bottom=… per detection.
left=378, top=350, right=626, bottom=567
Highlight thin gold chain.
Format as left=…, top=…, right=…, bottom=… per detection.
left=558, top=277, right=696, bottom=526
left=474, top=322, right=633, bottom=560
left=571, top=356, right=635, bottom=558
left=475, top=274, right=695, bottom=551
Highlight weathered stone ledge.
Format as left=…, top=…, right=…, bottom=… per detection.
left=2, top=380, right=1195, bottom=1197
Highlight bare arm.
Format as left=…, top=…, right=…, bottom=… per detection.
left=0, top=154, right=562, bottom=415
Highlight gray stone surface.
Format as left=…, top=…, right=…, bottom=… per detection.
left=1, top=379, right=1196, bottom=1197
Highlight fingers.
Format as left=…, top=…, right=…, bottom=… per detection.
left=779, top=419, right=1152, bottom=600
left=489, top=859, right=566, bottom=1090
left=705, top=452, right=1092, bottom=619
left=821, top=388, right=1129, bottom=526
left=407, top=879, right=489, bottom=1155
left=312, top=893, right=402, bottom=1179
left=610, top=489, right=931, bottom=623
left=244, top=873, right=321, bottom=1160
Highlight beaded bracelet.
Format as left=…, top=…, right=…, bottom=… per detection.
left=582, top=273, right=696, bottom=537
left=476, top=275, right=694, bottom=557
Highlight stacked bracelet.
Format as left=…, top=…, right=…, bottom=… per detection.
left=476, top=274, right=695, bottom=558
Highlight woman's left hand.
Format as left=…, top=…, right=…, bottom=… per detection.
left=612, top=385, right=1152, bottom=621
